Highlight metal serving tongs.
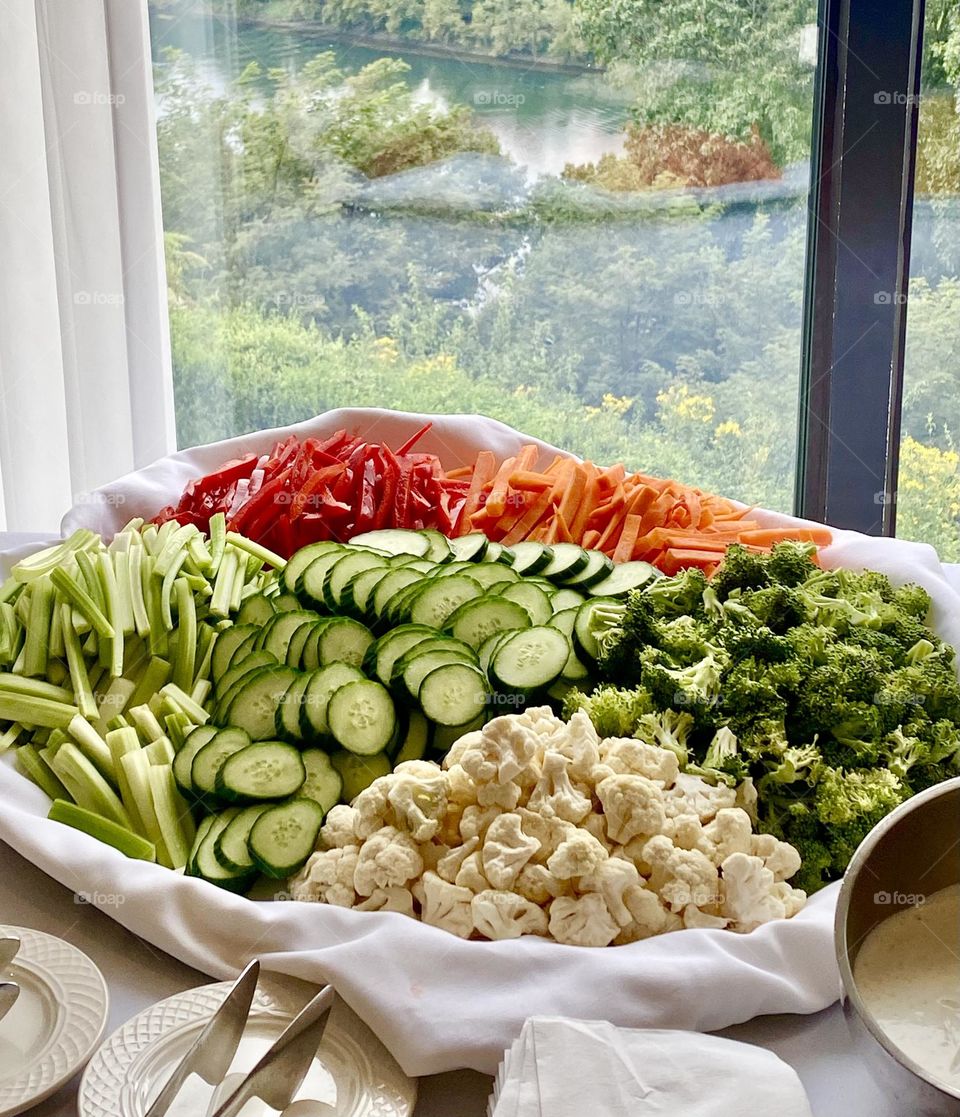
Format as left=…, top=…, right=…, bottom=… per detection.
left=0, top=935, right=21, bottom=1024
left=144, top=959, right=334, bottom=1117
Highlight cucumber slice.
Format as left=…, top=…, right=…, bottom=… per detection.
left=248, top=798, right=324, bottom=878
left=187, top=813, right=217, bottom=876
left=548, top=607, right=590, bottom=681
left=398, top=647, right=478, bottom=704
left=574, top=596, right=621, bottom=662
left=550, top=588, right=587, bottom=613
left=191, top=808, right=255, bottom=891
left=223, top=666, right=299, bottom=741
left=371, top=568, right=426, bottom=620
left=448, top=532, right=489, bottom=562
left=331, top=749, right=391, bottom=801
left=282, top=541, right=345, bottom=596
left=211, top=624, right=258, bottom=682
left=324, top=552, right=391, bottom=612
left=349, top=529, right=430, bottom=557
left=48, top=798, right=156, bottom=861
left=587, top=560, right=661, bottom=597
left=258, top=611, right=319, bottom=660
left=490, top=626, right=570, bottom=694
left=506, top=541, right=554, bottom=575
left=483, top=541, right=506, bottom=563
left=300, top=663, right=365, bottom=740
left=299, top=551, right=348, bottom=611
left=478, top=631, right=515, bottom=675
left=215, top=804, right=268, bottom=872
left=419, top=530, right=453, bottom=563
left=273, top=593, right=303, bottom=612
left=419, top=662, right=489, bottom=726
left=237, top=593, right=276, bottom=626
left=370, top=625, right=436, bottom=685
left=345, top=565, right=392, bottom=618
left=538, top=542, right=590, bottom=582
left=276, top=672, right=312, bottom=742
left=446, top=596, right=532, bottom=649
left=327, top=679, right=396, bottom=755
left=408, top=575, right=483, bottom=628
left=560, top=550, right=614, bottom=588
left=285, top=621, right=318, bottom=669
left=299, top=749, right=343, bottom=813
left=466, top=563, right=521, bottom=589
left=317, top=617, right=375, bottom=668
left=499, top=581, right=553, bottom=625
left=173, top=725, right=219, bottom=797
left=300, top=619, right=335, bottom=672
left=216, top=650, right=278, bottom=698
left=215, top=740, right=306, bottom=803
left=429, top=715, right=486, bottom=756
left=214, top=659, right=279, bottom=723
left=393, top=709, right=430, bottom=764
left=383, top=582, right=427, bottom=628
left=192, top=727, right=253, bottom=797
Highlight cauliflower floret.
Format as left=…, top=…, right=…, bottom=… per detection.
left=515, top=862, right=565, bottom=905
left=476, top=778, right=522, bottom=811
left=735, top=776, right=758, bottom=821
left=772, top=880, right=807, bottom=918
left=720, top=852, right=788, bottom=932
left=289, top=845, right=360, bottom=907
left=662, top=773, right=737, bottom=822
left=319, top=804, right=359, bottom=849
left=482, top=813, right=541, bottom=889
left=419, top=842, right=448, bottom=873
left=548, top=893, right=620, bottom=947
left=442, top=730, right=485, bottom=769
left=547, top=829, right=608, bottom=881
left=643, top=835, right=720, bottom=913
left=354, top=887, right=416, bottom=916
left=516, top=808, right=577, bottom=861
left=383, top=761, right=448, bottom=841
left=459, top=716, right=541, bottom=788
left=555, top=711, right=601, bottom=782
left=419, top=871, right=475, bottom=939
left=701, top=808, right=754, bottom=862
left=353, top=826, right=423, bottom=897
left=671, top=813, right=705, bottom=851
left=599, top=737, right=680, bottom=785
left=577, top=857, right=641, bottom=927
left=596, top=774, right=669, bottom=844
left=444, top=763, right=478, bottom=807
left=436, top=837, right=480, bottom=884
left=580, top=810, right=613, bottom=850
left=750, top=833, right=803, bottom=882
left=526, top=752, right=592, bottom=823
left=455, top=850, right=491, bottom=893
left=472, top=889, right=549, bottom=940
left=610, top=885, right=679, bottom=942
left=353, top=778, right=393, bottom=839
left=459, top=804, right=501, bottom=842
left=682, top=904, right=730, bottom=930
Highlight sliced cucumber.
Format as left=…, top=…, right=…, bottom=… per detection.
left=506, top=541, right=554, bottom=575
left=324, top=551, right=391, bottom=612
left=191, top=808, right=254, bottom=891
left=490, top=626, right=570, bottom=694
left=192, top=727, right=253, bottom=797
left=538, top=542, right=590, bottom=581
left=499, top=581, right=553, bottom=625
left=211, top=624, right=258, bottom=682
left=371, top=568, right=425, bottom=620
left=560, top=550, right=614, bottom=588
left=317, top=617, right=374, bottom=668
left=331, top=749, right=392, bottom=801
left=237, top=593, right=276, bottom=626
left=300, top=619, right=335, bottom=672
left=300, top=662, right=365, bottom=740
left=259, top=611, right=320, bottom=662
left=215, top=740, right=306, bottom=803
left=299, top=551, right=349, bottom=611
left=285, top=621, right=319, bottom=669
left=548, top=607, right=590, bottom=681
left=446, top=596, right=531, bottom=649
left=215, top=804, right=268, bottom=872
left=282, top=541, right=345, bottom=596
left=327, top=679, right=396, bottom=755
left=223, top=666, right=299, bottom=741
left=345, top=565, right=391, bottom=618
left=273, top=593, right=303, bottom=612
left=448, top=532, right=488, bottom=562
left=393, top=709, right=430, bottom=764
left=550, top=587, right=587, bottom=613
left=419, top=662, right=489, bottom=726
left=398, top=647, right=477, bottom=704
left=419, top=529, right=453, bottom=563
left=276, top=672, right=312, bottom=742
left=370, top=625, right=436, bottom=686
left=429, top=714, right=486, bottom=755
left=588, top=560, right=661, bottom=597
left=349, top=529, right=430, bottom=557
left=187, top=813, right=217, bottom=875
left=466, top=563, right=521, bottom=589
left=299, top=749, right=343, bottom=813
left=408, top=574, right=483, bottom=628
left=249, top=798, right=324, bottom=878
left=216, top=650, right=279, bottom=700
left=173, top=725, right=218, bottom=797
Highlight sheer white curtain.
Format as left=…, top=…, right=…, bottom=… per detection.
left=0, top=0, right=174, bottom=533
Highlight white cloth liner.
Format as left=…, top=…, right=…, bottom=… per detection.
left=489, top=1017, right=814, bottom=1116
left=2, top=407, right=956, bottom=1076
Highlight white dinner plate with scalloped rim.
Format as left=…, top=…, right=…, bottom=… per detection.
left=0, top=923, right=109, bottom=1117
left=79, top=974, right=417, bottom=1117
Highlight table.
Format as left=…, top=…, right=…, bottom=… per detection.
left=0, top=838, right=901, bottom=1117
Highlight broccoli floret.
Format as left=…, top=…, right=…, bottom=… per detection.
left=891, top=582, right=932, bottom=620
left=717, top=623, right=794, bottom=664
left=882, top=726, right=927, bottom=780
left=656, top=614, right=723, bottom=666
left=842, top=625, right=905, bottom=669
left=814, top=766, right=907, bottom=828
left=643, top=567, right=710, bottom=618
left=633, top=708, right=695, bottom=764
left=693, top=725, right=749, bottom=783
left=561, top=685, right=652, bottom=739
left=905, top=638, right=937, bottom=664
left=757, top=742, right=823, bottom=791
left=897, top=649, right=960, bottom=722
left=764, top=541, right=820, bottom=587
left=594, top=595, right=661, bottom=684
left=711, top=544, right=771, bottom=599
left=718, top=657, right=792, bottom=730
left=784, top=623, right=835, bottom=665
left=821, top=702, right=885, bottom=768
left=736, top=583, right=809, bottom=632
left=639, top=647, right=725, bottom=718
left=736, top=716, right=792, bottom=762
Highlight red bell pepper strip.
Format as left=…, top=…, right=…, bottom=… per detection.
left=229, top=465, right=294, bottom=534
left=394, top=422, right=433, bottom=457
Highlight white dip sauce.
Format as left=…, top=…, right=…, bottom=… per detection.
left=855, top=882, right=960, bottom=1088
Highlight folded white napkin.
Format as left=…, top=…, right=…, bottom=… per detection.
left=490, top=1018, right=814, bottom=1117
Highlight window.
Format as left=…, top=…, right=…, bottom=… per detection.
left=149, top=0, right=820, bottom=514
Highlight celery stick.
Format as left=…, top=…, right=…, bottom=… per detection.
left=61, top=605, right=98, bottom=720
left=118, top=517, right=145, bottom=536
left=48, top=799, right=156, bottom=862
left=97, top=553, right=125, bottom=678
left=0, top=722, right=22, bottom=752
left=194, top=623, right=215, bottom=688
left=0, top=693, right=79, bottom=729
left=106, top=727, right=147, bottom=835
left=11, top=645, right=26, bottom=675
left=67, top=715, right=117, bottom=785
left=22, top=577, right=55, bottom=678
left=210, top=549, right=239, bottom=619
left=93, top=678, right=136, bottom=737
left=46, top=659, right=68, bottom=687
left=0, top=674, right=74, bottom=703
left=182, top=573, right=210, bottom=596
left=172, top=578, right=196, bottom=693
left=47, top=591, right=65, bottom=660
left=0, top=577, right=22, bottom=605
left=208, top=513, right=227, bottom=573
left=109, top=530, right=132, bottom=554
left=50, top=742, right=130, bottom=828
left=113, top=550, right=135, bottom=636
left=164, top=712, right=192, bottom=751
left=158, top=683, right=209, bottom=724
left=127, top=545, right=150, bottom=637
left=160, top=551, right=188, bottom=630
left=50, top=568, right=113, bottom=641
left=45, top=729, right=67, bottom=753
left=127, top=656, right=171, bottom=712
left=229, top=557, right=247, bottom=614
left=122, top=636, right=148, bottom=679
left=190, top=679, right=211, bottom=708
left=155, top=524, right=196, bottom=577
left=143, top=558, right=169, bottom=657
left=144, top=737, right=175, bottom=765
left=11, top=530, right=99, bottom=582
left=225, top=531, right=287, bottom=572
left=77, top=551, right=106, bottom=610
left=129, top=704, right=165, bottom=743
left=147, top=765, right=195, bottom=869
left=120, top=749, right=172, bottom=866
left=105, top=715, right=129, bottom=732
left=16, top=744, right=70, bottom=800
left=187, top=532, right=212, bottom=574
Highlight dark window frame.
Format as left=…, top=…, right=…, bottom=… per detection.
left=796, top=0, right=927, bottom=534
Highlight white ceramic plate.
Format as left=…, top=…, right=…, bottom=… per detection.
left=79, top=974, right=417, bottom=1117
left=0, top=923, right=109, bottom=1117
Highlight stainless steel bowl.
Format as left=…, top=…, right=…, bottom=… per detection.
left=836, top=775, right=960, bottom=1114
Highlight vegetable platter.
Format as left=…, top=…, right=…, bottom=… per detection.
left=0, top=408, right=957, bottom=1077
